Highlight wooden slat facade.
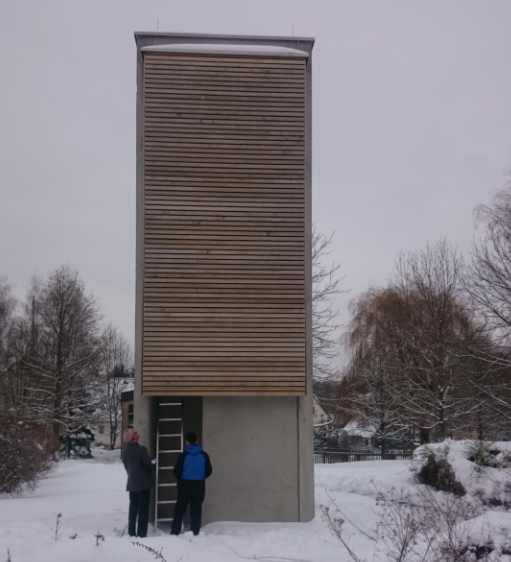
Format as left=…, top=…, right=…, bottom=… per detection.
left=140, top=50, right=309, bottom=395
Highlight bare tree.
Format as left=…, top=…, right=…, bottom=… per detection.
left=466, top=179, right=511, bottom=342
left=343, top=241, right=493, bottom=443
left=0, top=277, right=14, bottom=343
left=458, top=346, right=511, bottom=437
left=0, top=413, right=51, bottom=495
left=390, top=240, right=486, bottom=440
left=312, top=226, right=346, bottom=380
left=344, top=287, right=417, bottom=452
left=9, top=266, right=103, bottom=456
left=462, top=180, right=511, bottom=432
left=343, top=332, right=407, bottom=456
left=100, top=324, right=133, bottom=449
left=0, top=277, right=18, bottom=412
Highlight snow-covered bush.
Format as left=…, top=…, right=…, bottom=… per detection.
left=0, top=413, right=51, bottom=495
left=314, top=425, right=347, bottom=449
left=60, top=425, right=95, bottom=459
left=413, top=444, right=466, bottom=496
left=323, top=448, right=511, bottom=561
left=412, top=439, right=511, bottom=513
left=323, top=484, right=484, bottom=562
left=467, top=440, right=511, bottom=469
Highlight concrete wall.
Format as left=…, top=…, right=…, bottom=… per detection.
left=201, top=395, right=314, bottom=523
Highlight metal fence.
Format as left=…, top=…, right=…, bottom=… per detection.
left=314, top=449, right=414, bottom=464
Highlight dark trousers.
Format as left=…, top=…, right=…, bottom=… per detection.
left=171, top=480, right=205, bottom=536
left=128, top=489, right=151, bottom=537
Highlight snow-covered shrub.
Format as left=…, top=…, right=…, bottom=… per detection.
left=415, top=447, right=466, bottom=496
left=323, top=484, right=483, bottom=562
left=60, top=425, right=95, bottom=459
left=467, top=440, right=501, bottom=468
left=314, top=426, right=347, bottom=449
left=0, top=413, right=51, bottom=495
left=467, top=440, right=511, bottom=470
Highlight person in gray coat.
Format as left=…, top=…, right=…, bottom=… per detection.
left=121, top=428, right=154, bottom=537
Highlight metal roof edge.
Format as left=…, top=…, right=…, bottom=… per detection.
left=141, top=43, right=309, bottom=58
left=134, top=32, right=315, bottom=54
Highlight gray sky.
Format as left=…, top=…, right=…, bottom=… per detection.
left=1, top=1, right=511, bottom=349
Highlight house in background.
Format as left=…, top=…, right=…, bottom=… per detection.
left=93, top=420, right=120, bottom=448
left=92, top=383, right=134, bottom=450
left=341, top=418, right=417, bottom=450
left=313, top=396, right=331, bottom=426
left=342, top=418, right=375, bottom=449
left=121, top=390, right=134, bottom=450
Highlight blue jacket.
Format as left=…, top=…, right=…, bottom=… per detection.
left=173, top=444, right=212, bottom=481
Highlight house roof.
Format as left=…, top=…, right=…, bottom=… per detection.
left=342, top=419, right=373, bottom=439
left=121, top=390, right=133, bottom=403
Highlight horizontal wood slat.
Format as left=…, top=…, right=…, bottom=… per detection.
left=145, top=56, right=304, bottom=68
left=142, top=51, right=307, bottom=395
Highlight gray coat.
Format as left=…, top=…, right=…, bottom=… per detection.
left=121, top=443, right=154, bottom=492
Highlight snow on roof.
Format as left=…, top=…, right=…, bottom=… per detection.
left=142, top=43, right=309, bottom=58
left=343, top=419, right=374, bottom=439
left=123, top=380, right=134, bottom=392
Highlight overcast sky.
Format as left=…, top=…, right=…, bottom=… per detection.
left=1, top=1, right=511, bottom=350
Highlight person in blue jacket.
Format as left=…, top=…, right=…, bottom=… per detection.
left=171, top=432, right=213, bottom=536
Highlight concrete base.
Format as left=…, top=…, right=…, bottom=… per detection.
left=201, top=395, right=314, bottom=523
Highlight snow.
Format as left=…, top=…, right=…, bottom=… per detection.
left=122, top=380, right=134, bottom=392
left=342, top=418, right=374, bottom=439
left=1, top=443, right=511, bottom=561
left=414, top=439, right=511, bottom=501
left=141, top=43, right=309, bottom=57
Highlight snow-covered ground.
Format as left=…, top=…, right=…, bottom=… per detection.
left=1, top=442, right=511, bottom=562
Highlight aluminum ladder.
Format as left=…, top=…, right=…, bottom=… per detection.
left=154, top=399, right=183, bottom=531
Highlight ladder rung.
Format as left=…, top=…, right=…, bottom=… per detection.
left=158, top=483, right=177, bottom=487
left=158, top=500, right=176, bottom=504
left=157, top=518, right=174, bottom=522
left=159, top=403, right=181, bottom=406
left=159, top=418, right=181, bottom=421
left=159, top=434, right=181, bottom=438
left=159, top=450, right=180, bottom=453
left=158, top=467, right=175, bottom=470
